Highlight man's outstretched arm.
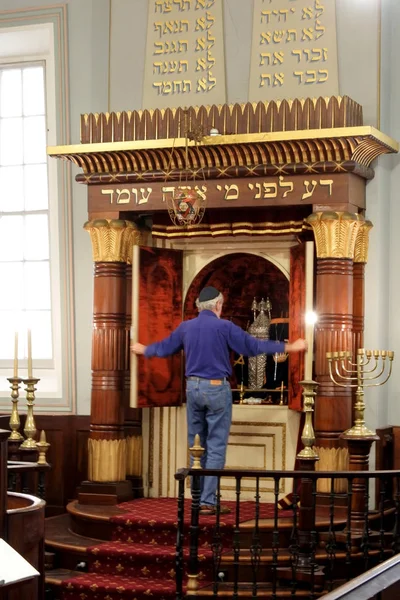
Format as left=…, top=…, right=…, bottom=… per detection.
left=131, top=325, right=183, bottom=358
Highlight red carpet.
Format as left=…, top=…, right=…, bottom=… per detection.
left=61, top=498, right=292, bottom=600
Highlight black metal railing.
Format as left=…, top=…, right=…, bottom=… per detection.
left=175, top=468, right=400, bottom=599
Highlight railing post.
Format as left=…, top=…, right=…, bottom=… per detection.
left=175, top=469, right=188, bottom=600
left=0, top=429, right=9, bottom=540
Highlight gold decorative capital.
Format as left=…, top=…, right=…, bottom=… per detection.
left=306, top=211, right=364, bottom=259
left=84, top=219, right=141, bottom=263
left=354, top=220, right=373, bottom=263
left=88, top=438, right=127, bottom=482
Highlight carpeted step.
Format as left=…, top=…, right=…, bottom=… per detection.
left=61, top=573, right=182, bottom=600
left=86, top=541, right=214, bottom=581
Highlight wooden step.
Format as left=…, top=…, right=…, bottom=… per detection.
left=45, top=569, right=84, bottom=586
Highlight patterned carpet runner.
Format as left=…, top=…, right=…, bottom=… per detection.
left=61, top=498, right=291, bottom=600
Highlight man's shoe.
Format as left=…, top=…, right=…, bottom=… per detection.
left=199, top=505, right=231, bottom=515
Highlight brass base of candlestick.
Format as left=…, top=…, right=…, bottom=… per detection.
left=7, top=377, right=23, bottom=441
left=189, top=434, right=204, bottom=469
left=20, top=377, right=40, bottom=449
left=342, top=424, right=377, bottom=438
left=297, top=380, right=319, bottom=460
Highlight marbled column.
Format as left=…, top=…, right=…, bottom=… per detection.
left=84, top=219, right=141, bottom=483
left=307, top=212, right=364, bottom=491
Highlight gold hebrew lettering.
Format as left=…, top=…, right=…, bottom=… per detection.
left=101, top=189, right=114, bottom=204
left=273, top=30, right=285, bottom=43
left=196, top=57, right=207, bottom=71
left=302, top=180, right=318, bottom=200
left=279, top=9, right=289, bottom=22
left=154, top=42, right=164, bottom=55
left=207, top=30, right=215, bottom=48
left=164, top=0, right=173, bottom=12
left=320, top=179, right=333, bottom=195
left=315, top=19, right=325, bottom=39
left=153, top=61, right=163, bottom=74
left=263, top=183, right=278, bottom=198
left=260, top=31, right=271, bottom=45
left=318, top=69, right=328, bottom=82
left=260, top=73, right=272, bottom=87
left=261, top=10, right=272, bottom=24
left=292, top=49, right=301, bottom=62
left=194, top=185, right=207, bottom=200
left=273, top=51, right=284, bottom=65
left=224, top=184, right=239, bottom=201
left=305, top=70, right=317, bottom=83
left=302, top=6, right=313, bottom=19
left=162, top=81, right=173, bottom=94
left=255, top=183, right=262, bottom=199
left=153, top=81, right=163, bottom=94
left=179, top=40, right=188, bottom=52
left=302, top=27, right=314, bottom=41
left=279, top=176, right=294, bottom=198
left=315, top=0, right=324, bottom=18
left=294, top=71, right=304, bottom=84
left=173, top=80, right=182, bottom=92
left=287, top=29, right=297, bottom=41
left=180, top=20, right=189, bottom=32
left=206, top=11, right=215, bottom=27
left=303, top=48, right=311, bottom=61
left=178, top=60, right=188, bottom=72
left=154, top=21, right=163, bottom=37
left=195, top=16, right=206, bottom=30
left=207, top=49, right=215, bottom=67
left=155, top=0, right=163, bottom=13
left=116, top=189, right=130, bottom=204
left=164, top=21, right=174, bottom=34
left=260, top=53, right=270, bottom=66
left=197, top=76, right=207, bottom=91
left=183, top=79, right=191, bottom=92
left=162, top=186, right=176, bottom=202
left=196, top=36, right=206, bottom=51
left=138, top=188, right=152, bottom=204
left=207, top=71, right=216, bottom=90
left=273, top=72, right=284, bottom=86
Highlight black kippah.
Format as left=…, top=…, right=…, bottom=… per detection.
left=198, top=286, right=220, bottom=302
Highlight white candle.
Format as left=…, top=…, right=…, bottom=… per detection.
left=304, top=241, right=315, bottom=380
left=130, top=245, right=140, bottom=408
left=13, top=332, right=18, bottom=378
left=27, top=329, right=33, bottom=378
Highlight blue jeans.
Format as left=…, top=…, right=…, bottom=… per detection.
left=186, top=377, right=232, bottom=507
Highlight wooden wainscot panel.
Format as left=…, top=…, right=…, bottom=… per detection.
left=88, top=173, right=364, bottom=214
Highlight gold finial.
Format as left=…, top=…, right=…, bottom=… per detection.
left=189, top=434, right=204, bottom=469
left=36, top=430, right=50, bottom=465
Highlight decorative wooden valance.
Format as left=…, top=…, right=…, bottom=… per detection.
left=79, top=96, right=363, bottom=143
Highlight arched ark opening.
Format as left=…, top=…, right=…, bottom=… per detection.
left=184, top=252, right=290, bottom=399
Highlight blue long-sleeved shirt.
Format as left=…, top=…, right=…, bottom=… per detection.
left=144, top=310, right=285, bottom=379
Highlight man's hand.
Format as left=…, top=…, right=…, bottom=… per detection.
left=285, top=338, right=308, bottom=353
left=131, top=342, right=147, bottom=355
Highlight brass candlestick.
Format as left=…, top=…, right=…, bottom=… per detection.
left=327, top=349, right=394, bottom=437
left=20, top=377, right=40, bottom=449
left=36, top=430, right=50, bottom=465
left=297, top=380, right=319, bottom=459
left=7, top=377, right=23, bottom=441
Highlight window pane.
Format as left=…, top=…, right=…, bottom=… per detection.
left=0, top=263, right=23, bottom=310
left=23, top=67, right=45, bottom=116
left=0, top=313, right=20, bottom=359
left=0, top=166, right=24, bottom=212
left=24, top=262, right=51, bottom=310
left=0, top=215, right=23, bottom=260
left=26, top=310, right=52, bottom=359
left=0, top=117, right=23, bottom=165
left=24, top=214, right=49, bottom=260
left=24, top=164, right=48, bottom=210
left=0, top=69, right=22, bottom=117
left=23, top=116, right=46, bottom=163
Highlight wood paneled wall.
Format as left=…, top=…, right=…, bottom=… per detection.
left=0, top=414, right=90, bottom=516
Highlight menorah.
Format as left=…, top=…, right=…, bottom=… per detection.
left=327, top=348, right=394, bottom=437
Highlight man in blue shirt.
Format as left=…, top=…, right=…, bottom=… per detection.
left=132, top=286, right=307, bottom=515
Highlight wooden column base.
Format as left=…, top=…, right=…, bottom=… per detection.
left=78, top=480, right=133, bottom=505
